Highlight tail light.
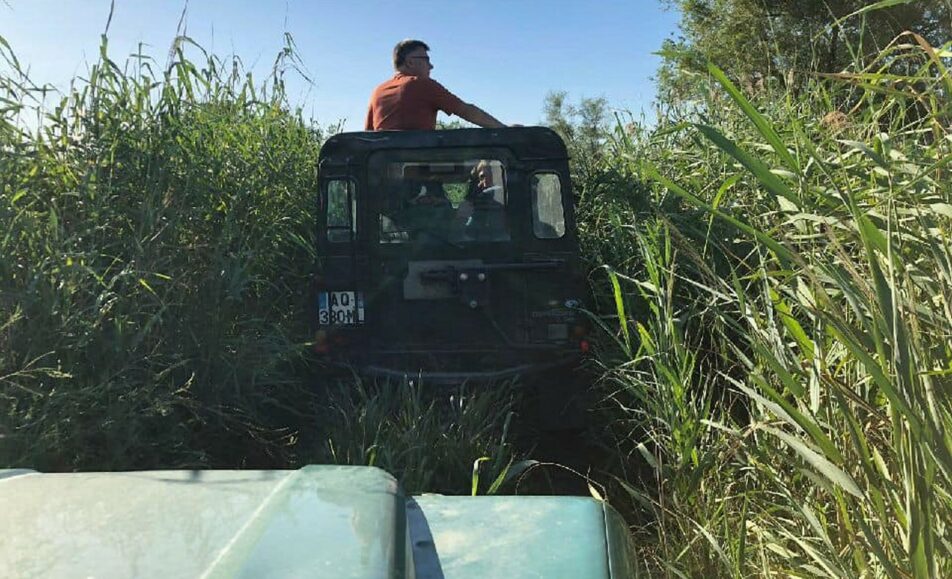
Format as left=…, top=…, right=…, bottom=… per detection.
left=314, top=330, right=329, bottom=353
left=313, top=330, right=354, bottom=354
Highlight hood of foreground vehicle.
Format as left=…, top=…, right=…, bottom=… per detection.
left=0, top=465, right=633, bottom=579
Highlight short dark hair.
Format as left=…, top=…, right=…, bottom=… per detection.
left=393, top=39, right=429, bottom=69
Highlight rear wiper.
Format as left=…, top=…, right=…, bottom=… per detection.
left=380, top=211, right=464, bottom=249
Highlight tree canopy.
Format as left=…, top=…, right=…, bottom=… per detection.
left=657, top=0, right=952, bottom=102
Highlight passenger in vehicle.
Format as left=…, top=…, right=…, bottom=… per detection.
left=395, top=179, right=453, bottom=242
left=455, top=161, right=507, bottom=240
left=365, top=39, right=507, bottom=131
left=408, top=180, right=450, bottom=206
left=473, top=161, right=504, bottom=203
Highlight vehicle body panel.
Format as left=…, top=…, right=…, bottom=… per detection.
left=0, top=466, right=634, bottom=578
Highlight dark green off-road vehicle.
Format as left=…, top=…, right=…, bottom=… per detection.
left=314, top=127, right=590, bottom=383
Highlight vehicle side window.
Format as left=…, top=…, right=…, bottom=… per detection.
left=326, top=179, right=356, bottom=243
left=531, top=173, right=565, bottom=239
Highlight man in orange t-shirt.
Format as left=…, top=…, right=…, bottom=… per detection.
left=365, top=39, right=507, bottom=131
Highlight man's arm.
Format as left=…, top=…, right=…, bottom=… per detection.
left=455, top=103, right=506, bottom=128
left=425, top=78, right=506, bottom=128
left=364, top=103, right=375, bottom=131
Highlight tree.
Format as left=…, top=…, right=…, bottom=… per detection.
left=543, top=91, right=611, bottom=188
left=657, top=0, right=952, bottom=103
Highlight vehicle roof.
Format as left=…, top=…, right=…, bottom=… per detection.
left=320, top=126, right=569, bottom=161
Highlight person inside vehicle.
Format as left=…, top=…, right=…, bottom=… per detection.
left=472, top=160, right=504, bottom=202
left=455, top=161, right=507, bottom=240
left=365, top=39, right=507, bottom=131
left=407, top=180, right=450, bottom=206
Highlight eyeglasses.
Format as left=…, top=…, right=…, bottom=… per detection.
left=408, top=55, right=431, bottom=63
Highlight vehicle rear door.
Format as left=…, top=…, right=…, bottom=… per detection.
left=364, top=148, right=536, bottom=368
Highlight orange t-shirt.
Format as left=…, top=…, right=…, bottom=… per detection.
left=365, top=73, right=467, bottom=131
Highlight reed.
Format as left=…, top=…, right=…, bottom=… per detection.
left=584, top=33, right=952, bottom=577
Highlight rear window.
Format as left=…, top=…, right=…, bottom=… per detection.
left=377, top=159, right=509, bottom=244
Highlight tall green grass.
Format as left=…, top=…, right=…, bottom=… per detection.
left=319, top=377, right=526, bottom=495
left=584, top=33, right=952, bottom=576
left=0, top=34, right=324, bottom=469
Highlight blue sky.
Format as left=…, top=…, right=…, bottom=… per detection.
left=1, top=1, right=681, bottom=130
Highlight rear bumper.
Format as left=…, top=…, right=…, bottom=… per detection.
left=361, top=360, right=568, bottom=385
left=322, top=347, right=582, bottom=385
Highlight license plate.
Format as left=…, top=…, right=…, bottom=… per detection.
left=318, top=291, right=365, bottom=326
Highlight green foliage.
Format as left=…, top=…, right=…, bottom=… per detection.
left=543, top=91, right=612, bottom=187
left=320, top=378, right=523, bottom=495
left=657, top=0, right=952, bottom=104
left=0, top=34, right=325, bottom=469
left=542, top=91, right=658, bottom=278
left=583, top=31, right=952, bottom=576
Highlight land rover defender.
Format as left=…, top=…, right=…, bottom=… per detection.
left=314, top=127, right=589, bottom=382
